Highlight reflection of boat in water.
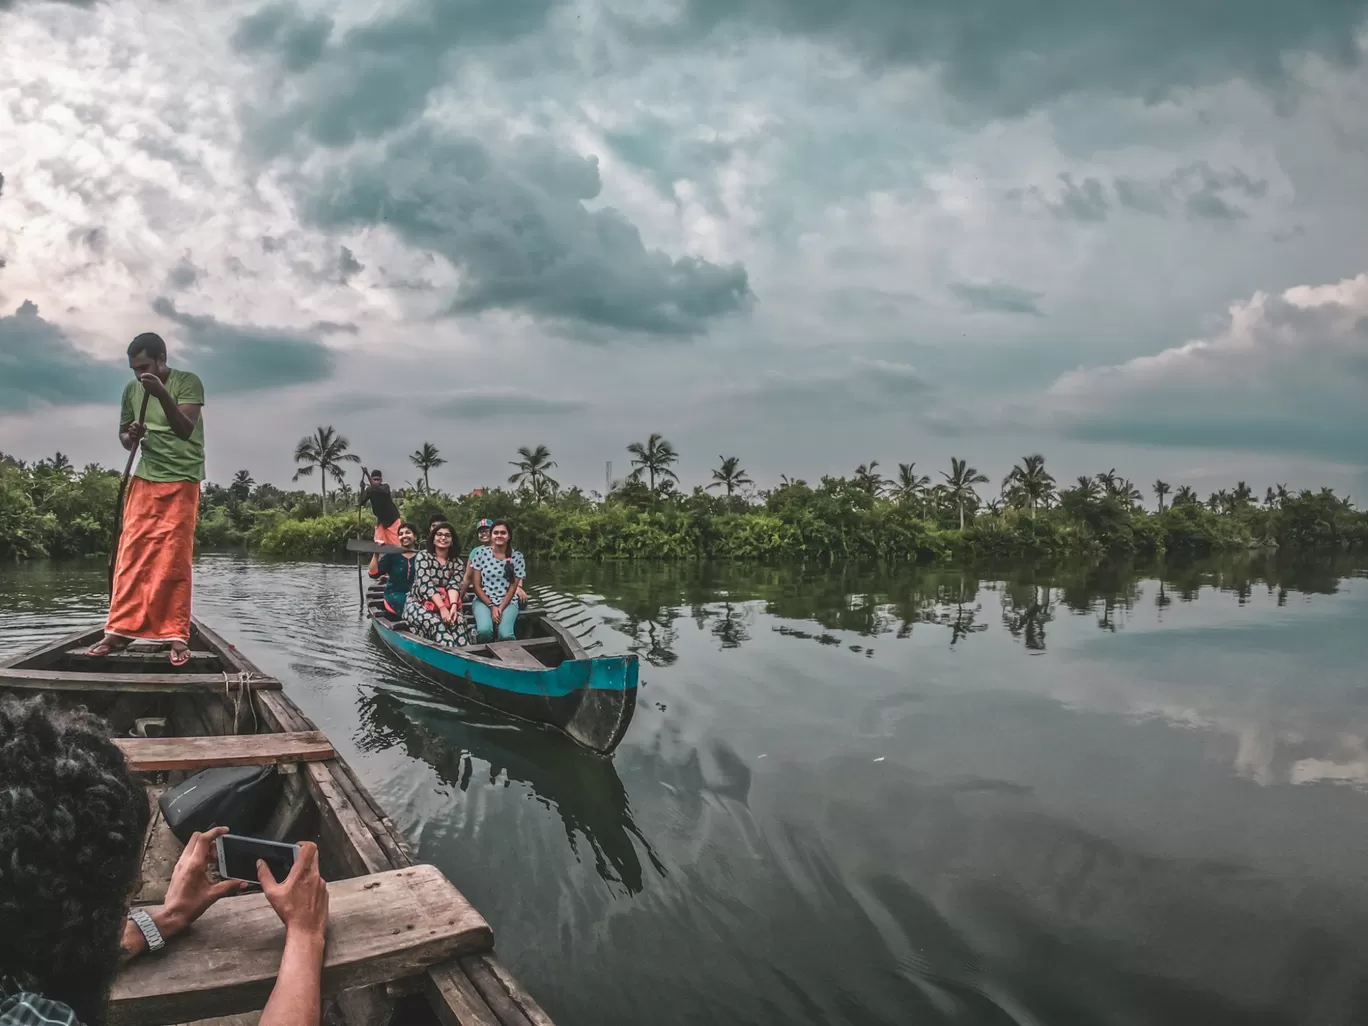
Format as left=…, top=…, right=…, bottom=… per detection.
left=357, top=684, right=665, bottom=894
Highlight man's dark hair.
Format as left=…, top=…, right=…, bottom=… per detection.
left=126, top=332, right=167, bottom=361
left=370, top=470, right=383, bottom=480
left=0, top=697, right=149, bottom=1025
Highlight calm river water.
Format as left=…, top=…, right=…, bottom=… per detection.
left=3, top=555, right=1368, bottom=1026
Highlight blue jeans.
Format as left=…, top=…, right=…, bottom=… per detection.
left=473, top=598, right=518, bottom=642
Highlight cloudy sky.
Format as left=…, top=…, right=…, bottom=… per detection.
left=1, top=0, right=1366, bottom=500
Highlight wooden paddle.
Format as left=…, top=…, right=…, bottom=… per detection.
left=108, top=390, right=152, bottom=594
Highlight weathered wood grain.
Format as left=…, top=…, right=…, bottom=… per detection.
left=0, top=668, right=281, bottom=692
left=116, top=731, right=334, bottom=772
left=110, top=865, right=493, bottom=1026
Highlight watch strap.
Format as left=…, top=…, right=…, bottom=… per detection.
left=128, top=907, right=164, bottom=953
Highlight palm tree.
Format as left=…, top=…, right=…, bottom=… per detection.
left=508, top=444, right=559, bottom=505
left=853, top=461, right=887, bottom=497
left=229, top=469, right=255, bottom=502
left=707, top=456, right=753, bottom=499
left=1173, top=485, right=1198, bottom=507
left=1117, top=479, right=1144, bottom=507
left=1232, top=481, right=1254, bottom=508
left=1096, top=468, right=1119, bottom=495
left=1072, top=476, right=1100, bottom=502
left=1153, top=480, right=1170, bottom=511
left=892, top=462, right=930, bottom=509
left=1002, top=454, right=1055, bottom=516
left=409, top=442, right=446, bottom=493
left=941, top=457, right=989, bottom=530
left=292, top=425, right=359, bottom=513
left=627, top=433, right=679, bottom=494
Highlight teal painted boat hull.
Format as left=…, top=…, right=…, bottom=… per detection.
left=369, top=611, right=638, bottom=755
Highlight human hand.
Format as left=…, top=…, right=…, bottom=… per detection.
left=258, top=840, right=328, bottom=941
left=138, top=372, right=170, bottom=399
left=491, top=605, right=502, bottom=625
left=126, top=422, right=147, bottom=442
left=161, top=826, right=248, bottom=936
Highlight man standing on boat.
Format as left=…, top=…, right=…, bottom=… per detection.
left=359, top=467, right=403, bottom=547
left=88, top=332, right=204, bottom=667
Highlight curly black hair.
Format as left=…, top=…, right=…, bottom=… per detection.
left=0, top=696, right=148, bottom=1026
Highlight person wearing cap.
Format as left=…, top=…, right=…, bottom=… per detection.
left=460, top=519, right=527, bottom=606
left=87, top=332, right=205, bottom=667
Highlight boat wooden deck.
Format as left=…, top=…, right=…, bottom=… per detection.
left=0, top=619, right=554, bottom=1026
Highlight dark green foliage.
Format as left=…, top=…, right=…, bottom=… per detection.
left=2, top=452, right=1364, bottom=564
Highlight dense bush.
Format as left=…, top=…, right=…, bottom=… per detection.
left=3, top=450, right=1365, bottom=567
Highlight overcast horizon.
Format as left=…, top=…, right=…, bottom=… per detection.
left=2, top=0, right=1366, bottom=503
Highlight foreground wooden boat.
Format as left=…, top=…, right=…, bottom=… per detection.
left=353, top=546, right=637, bottom=755
left=0, top=619, right=554, bottom=1026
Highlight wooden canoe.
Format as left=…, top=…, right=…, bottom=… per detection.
left=0, top=619, right=554, bottom=1026
left=365, top=582, right=638, bottom=756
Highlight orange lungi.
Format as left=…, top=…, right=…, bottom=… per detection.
left=374, top=519, right=402, bottom=546
left=106, top=478, right=200, bottom=644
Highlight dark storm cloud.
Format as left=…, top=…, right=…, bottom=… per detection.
left=1012, top=163, right=1270, bottom=223
left=424, top=390, right=587, bottom=419
left=1008, top=174, right=1110, bottom=222
left=950, top=282, right=1044, bottom=316
left=0, top=300, right=125, bottom=412
left=635, top=0, right=1368, bottom=116
left=151, top=297, right=336, bottom=394
left=233, top=0, right=563, bottom=148
left=337, top=246, right=363, bottom=284
left=300, top=126, right=752, bottom=337
left=166, top=257, right=201, bottom=290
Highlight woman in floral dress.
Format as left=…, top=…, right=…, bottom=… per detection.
left=404, top=521, right=467, bottom=648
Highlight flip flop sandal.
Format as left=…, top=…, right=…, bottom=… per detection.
left=87, top=638, right=129, bottom=658
left=168, top=646, right=192, bottom=668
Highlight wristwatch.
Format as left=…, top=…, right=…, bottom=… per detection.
left=128, top=907, right=165, bottom=953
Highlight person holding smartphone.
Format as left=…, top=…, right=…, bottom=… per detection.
left=0, top=696, right=330, bottom=1026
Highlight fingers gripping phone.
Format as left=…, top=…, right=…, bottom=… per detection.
left=216, top=833, right=300, bottom=884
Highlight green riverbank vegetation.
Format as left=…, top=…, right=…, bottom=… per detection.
left=3, top=432, right=1365, bottom=563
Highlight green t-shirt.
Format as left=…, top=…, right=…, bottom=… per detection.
left=120, top=369, right=206, bottom=483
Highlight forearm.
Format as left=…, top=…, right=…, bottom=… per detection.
left=260, top=930, right=326, bottom=1026
left=157, top=393, right=195, bottom=439
left=499, top=580, right=523, bottom=611
left=120, top=906, right=188, bottom=962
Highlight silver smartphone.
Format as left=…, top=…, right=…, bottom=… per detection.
left=216, top=833, right=299, bottom=884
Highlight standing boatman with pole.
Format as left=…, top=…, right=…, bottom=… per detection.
left=87, top=332, right=206, bottom=667
left=359, top=467, right=403, bottom=547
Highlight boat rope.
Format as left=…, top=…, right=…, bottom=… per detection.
left=222, top=671, right=261, bottom=734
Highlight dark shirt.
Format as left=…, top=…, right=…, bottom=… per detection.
left=361, top=483, right=400, bottom=526
left=371, top=551, right=415, bottom=614
left=0, top=991, right=82, bottom=1026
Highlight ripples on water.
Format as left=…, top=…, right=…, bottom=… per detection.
left=3, top=555, right=1368, bottom=1026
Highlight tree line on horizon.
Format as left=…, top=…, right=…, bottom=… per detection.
left=2, top=429, right=1364, bottom=562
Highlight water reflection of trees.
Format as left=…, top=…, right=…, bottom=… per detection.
left=533, top=554, right=1363, bottom=662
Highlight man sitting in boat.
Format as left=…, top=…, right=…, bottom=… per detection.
left=368, top=521, right=418, bottom=616
left=359, top=467, right=403, bottom=547
left=0, top=696, right=329, bottom=1026
left=469, top=519, right=527, bottom=643
left=88, top=332, right=204, bottom=667
left=405, top=521, right=467, bottom=647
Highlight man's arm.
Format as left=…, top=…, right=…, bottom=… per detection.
left=138, top=373, right=201, bottom=441
left=258, top=842, right=329, bottom=1026
left=121, top=827, right=245, bottom=962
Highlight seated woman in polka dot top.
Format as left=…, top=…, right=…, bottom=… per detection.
left=469, top=519, right=527, bottom=643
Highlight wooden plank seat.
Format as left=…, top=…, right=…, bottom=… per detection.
left=110, top=864, right=494, bottom=1026
left=116, top=731, right=335, bottom=773
left=480, top=644, right=545, bottom=670
left=63, top=646, right=219, bottom=663
left=0, top=668, right=282, bottom=693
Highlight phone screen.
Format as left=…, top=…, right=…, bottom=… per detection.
left=217, top=834, right=298, bottom=883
